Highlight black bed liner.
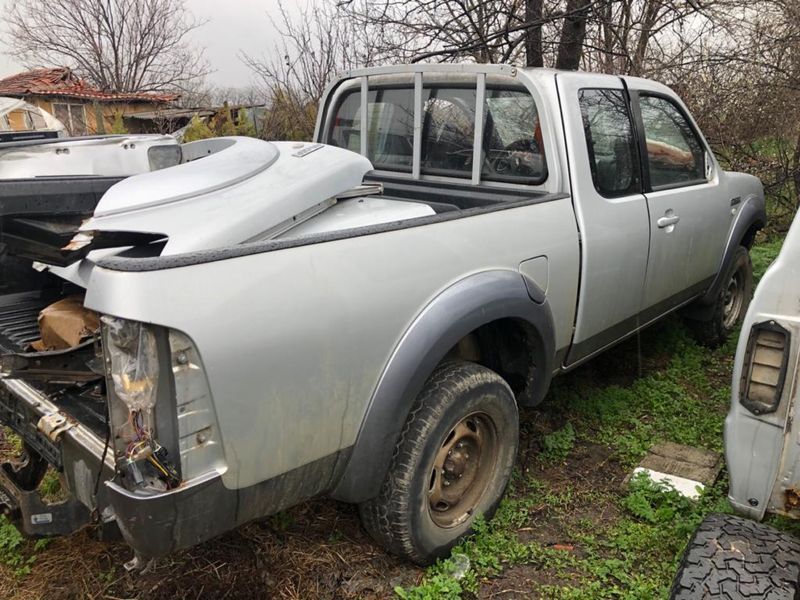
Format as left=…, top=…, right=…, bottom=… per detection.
left=0, top=293, right=108, bottom=438
left=0, top=293, right=49, bottom=353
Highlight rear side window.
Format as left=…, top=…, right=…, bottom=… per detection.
left=327, top=83, right=547, bottom=184
left=482, top=89, right=546, bottom=183
left=578, top=89, right=641, bottom=197
left=638, top=95, right=706, bottom=189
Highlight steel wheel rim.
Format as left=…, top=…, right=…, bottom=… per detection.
left=427, top=412, right=499, bottom=529
left=722, top=270, right=744, bottom=329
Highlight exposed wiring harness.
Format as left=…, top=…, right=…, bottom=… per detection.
left=123, top=409, right=180, bottom=489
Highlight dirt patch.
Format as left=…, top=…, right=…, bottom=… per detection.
left=480, top=563, right=568, bottom=598
left=0, top=497, right=419, bottom=600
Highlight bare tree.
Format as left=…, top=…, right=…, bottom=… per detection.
left=346, top=0, right=539, bottom=64
left=525, top=0, right=545, bottom=66
left=344, top=0, right=613, bottom=69
left=243, top=1, right=377, bottom=140
left=555, top=0, right=592, bottom=69
left=7, top=0, right=209, bottom=92
left=178, top=82, right=266, bottom=108
left=672, top=0, right=800, bottom=228
left=581, top=0, right=737, bottom=77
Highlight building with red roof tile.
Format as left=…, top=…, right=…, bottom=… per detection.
left=0, top=67, right=178, bottom=135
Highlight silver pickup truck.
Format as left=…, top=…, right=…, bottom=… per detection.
left=0, top=64, right=766, bottom=566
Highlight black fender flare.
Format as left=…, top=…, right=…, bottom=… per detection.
left=331, top=269, right=555, bottom=503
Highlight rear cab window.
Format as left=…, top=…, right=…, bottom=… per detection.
left=327, top=78, right=547, bottom=186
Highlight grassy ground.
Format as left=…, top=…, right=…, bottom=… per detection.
left=0, top=236, right=786, bottom=599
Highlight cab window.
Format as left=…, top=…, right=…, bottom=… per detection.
left=578, top=88, right=641, bottom=197
left=420, top=87, right=475, bottom=178
left=638, top=95, right=706, bottom=189
left=482, top=89, right=546, bottom=183
left=327, top=82, right=547, bottom=184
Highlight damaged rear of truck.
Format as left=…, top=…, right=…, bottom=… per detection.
left=0, top=63, right=760, bottom=566
left=0, top=65, right=580, bottom=564
left=0, top=131, right=414, bottom=557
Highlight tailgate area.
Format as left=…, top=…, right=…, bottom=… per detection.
left=0, top=294, right=111, bottom=537
left=0, top=292, right=109, bottom=448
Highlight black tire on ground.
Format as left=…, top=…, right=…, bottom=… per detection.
left=359, top=360, right=519, bottom=566
left=670, top=513, right=800, bottom=600
left=687, top=245, right=753, bottom=347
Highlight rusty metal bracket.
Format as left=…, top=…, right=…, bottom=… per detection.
left=37, top=413, right=76, bottom=442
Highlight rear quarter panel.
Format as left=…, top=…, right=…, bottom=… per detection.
left=85, top=199, right=579, bottom=489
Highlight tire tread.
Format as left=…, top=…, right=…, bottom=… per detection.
left=670, top=513, right=800, bottom=600
left=359, top=360, right=516, bottom=565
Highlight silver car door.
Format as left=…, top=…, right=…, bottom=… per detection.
left=556, top=72, right=651, bottom=366
left=628, top=82, right=733, bottom=314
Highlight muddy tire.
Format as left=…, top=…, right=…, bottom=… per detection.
left=359, top=360, right=518, bottom=565
left=670, top=513, right=800, bottom=599
left=687, top=246, right=753, bottom=347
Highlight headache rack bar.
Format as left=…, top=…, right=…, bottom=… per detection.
left=315, top=63, right=521, bottom=185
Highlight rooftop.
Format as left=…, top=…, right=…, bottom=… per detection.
left=0, top=68, right=178, bottom=103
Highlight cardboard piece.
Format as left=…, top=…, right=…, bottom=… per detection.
left=30, top=296, right=100, bottom=351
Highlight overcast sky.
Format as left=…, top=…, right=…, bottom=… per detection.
left=0, top=0, right=292, bottom=88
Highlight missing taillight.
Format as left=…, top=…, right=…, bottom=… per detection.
left=740, top=321, right=791, bottom=415
left=102, top=316, right=180, bottom=491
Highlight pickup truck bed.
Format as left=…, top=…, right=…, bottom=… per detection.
left=0, top=293, right=107, bottom=439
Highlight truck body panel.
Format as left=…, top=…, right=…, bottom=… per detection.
left=727, top=214, right=800, bottom=519
left=85, top=195, right=580, bottom=488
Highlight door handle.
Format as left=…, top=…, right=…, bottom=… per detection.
left=657, top=215, right=680, bottom=228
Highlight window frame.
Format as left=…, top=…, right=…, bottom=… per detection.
left=324, top=76, right=548, bottom=188
left=577, top=87, right=643, bottom=199
left=480, top=86, right=548, bottom=186
left=52, top=102, right=88, bottom=136
left=630, top=90, right=711, bottom=193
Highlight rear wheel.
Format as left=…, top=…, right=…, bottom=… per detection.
left=359, top=360, right=519, bottom=565
left=670, top=513, right=800, bottom=599
left=687, top=245, right=753, bottom=347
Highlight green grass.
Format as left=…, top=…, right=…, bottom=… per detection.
left=1, top=428, right=22, bottom=455
left=540, top=423, right=576, bottom=463
left=397, top=237, right=785, bottom=599
left=0, top=516, right=44, bottom=577
left=751, top=236, right=784, bottom=283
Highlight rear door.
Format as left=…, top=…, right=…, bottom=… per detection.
left=627, top=81, right=732, bottom=314
left=556, top=73, right=651, bottom=365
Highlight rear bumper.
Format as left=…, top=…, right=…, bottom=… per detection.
left=0, top=374, right=346, bottom=558
left=0, top=460, right=90, bottom=537
left=0, top=377, right=236, bottom=557
left=106, top=471, right=236, bottom=557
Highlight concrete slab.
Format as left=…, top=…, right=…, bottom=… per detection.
left=630, top=442, right=723, bottom=499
